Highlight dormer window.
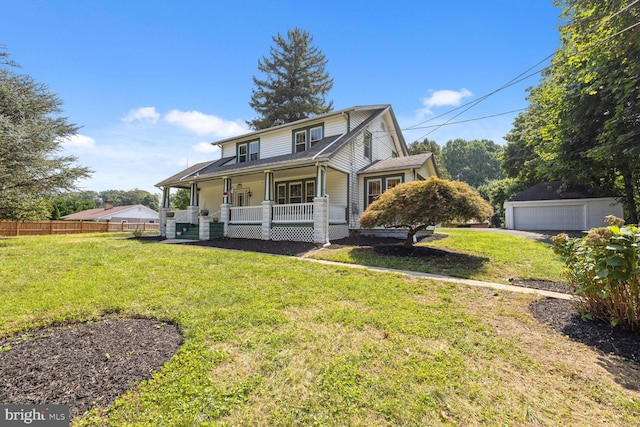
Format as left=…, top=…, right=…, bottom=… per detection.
left=237, top=139, right=259, bottom=163
left=292, top=124, right=323, bottom=153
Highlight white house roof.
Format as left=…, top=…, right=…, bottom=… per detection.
left=61, top=204, right=159, bottom=221
left=358, top=153, right=435, bottom=174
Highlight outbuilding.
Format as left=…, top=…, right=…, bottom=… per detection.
left=504, top=181, right=623, bottom=231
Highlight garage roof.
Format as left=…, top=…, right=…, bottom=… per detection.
left=509, top=181, right=609, bottom=202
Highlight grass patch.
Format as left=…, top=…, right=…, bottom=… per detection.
left=309, top=228, right=565, bottom=283
left=1, top=233, right=638, bottom=426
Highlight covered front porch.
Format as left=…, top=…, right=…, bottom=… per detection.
left=159, top=164, right=349, bottom=244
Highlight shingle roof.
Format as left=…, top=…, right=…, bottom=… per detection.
left=358, top=153, right=434, bottom=174
left=155, top=106, right=391, bottom=187
left=509, top=181, right=610, bottom=201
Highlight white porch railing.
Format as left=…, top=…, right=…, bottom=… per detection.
left=329, top=204, right=347, bottom=223
left=273, top=202, right=314, bottom=223
left=230, top=206, right=262, bottom=223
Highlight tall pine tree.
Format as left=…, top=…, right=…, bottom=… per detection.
left=248, top=28, right=333, bottom=130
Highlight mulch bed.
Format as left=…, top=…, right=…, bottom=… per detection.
left=0, top=318, right=182, bottom=419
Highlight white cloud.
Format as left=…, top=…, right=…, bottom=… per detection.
left=61, top=134, right=96, bottom=149
left=193, top=142, right=219, bottom=153
left=418, top=88, right=473, bottom=116
left=164, top=109, right=248, bottom=137
left=122, top=106, right=161, bottom=124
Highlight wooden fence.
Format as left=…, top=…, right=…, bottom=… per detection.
left=0, top=221, right=159, bottom=237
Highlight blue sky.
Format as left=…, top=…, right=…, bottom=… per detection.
left=3, top=0, right=561, bottom=195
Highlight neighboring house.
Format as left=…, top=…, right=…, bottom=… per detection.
left=504, top=181, right=623, bottom=231
left=155, top=104, right=438, bottom=244
left=62, top=202, right=159, bottom=224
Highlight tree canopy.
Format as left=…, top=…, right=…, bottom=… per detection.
left=407, top=138, right=450, bottom=179
left=502, top=0, right=640, bottom=222
left=359, top=177, right=493, bottom=248
left=441, top=138, right=504, bottom=188
left=0, top=50, right=91, bottom=220
left=98, top=189, right=159, bottom=211
left=247, top=27, right=334, bottom=130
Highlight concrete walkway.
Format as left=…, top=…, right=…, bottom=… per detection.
left=299, top=257, right=573, bottom=300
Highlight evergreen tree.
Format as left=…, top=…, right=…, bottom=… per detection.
left=0, top=50, right=91, bottom=220
left=248, top=28, right=333, bottom=130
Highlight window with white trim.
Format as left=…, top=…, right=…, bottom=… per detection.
left=277, top=184, right=286, bottom=204
left=289, top=183, right=303, bottom=204
left=249, top=141, right=259, bottom=161
left=367, top=179, right=382, bottom=206
left=363, top=131, right=372, bottom=161
left=365, top=175, right=404, bottom=207
left=310, top=126, right=323, bottom=143
left=305, top=181, right=315, bottom=202
left=237, top=140, right=259, bottom=163
left=294, top=131, right=306, bottom=153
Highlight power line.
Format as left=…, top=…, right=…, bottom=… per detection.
left=403, top=1, right=639, bottom=140
left=403, top=108, right=527, bottom=131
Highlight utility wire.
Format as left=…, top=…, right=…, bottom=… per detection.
left=403, top=1, right=639, bottom=140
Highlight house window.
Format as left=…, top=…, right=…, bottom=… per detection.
left=237, top=143, right=248, bottom=163
left=249, top=141, right=259, bottom=161
left=292, top=124, right=324, bottom=153
left=387, top=177, right=402, bottom=190
left=365, top=175, right=404, bottom=207
left=364, top=131, right=372, bottom=161
left=305, top=181, right=315, bottom=202
left=289, top=183, right=303, bottom=204
left=367, top=179, right=382, bottom=205
left=277, top=184, right=286, bottom=205
left=295, top=131, right=307, bottom=153
left=310, top=126, right=323, bottom=143
left=237, top=140, right=259, bottom=163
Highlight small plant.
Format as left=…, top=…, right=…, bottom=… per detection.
left=132, top=228, right=144, bottom=238
left=552, top=216, right=640, bottom=331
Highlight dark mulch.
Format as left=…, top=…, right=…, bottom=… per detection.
left=530, top=299, right=640, bottom=364
left=0, top=317, right=182, bottom=419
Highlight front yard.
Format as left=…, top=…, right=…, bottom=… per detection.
left=0, top=232, right=639, bottom=426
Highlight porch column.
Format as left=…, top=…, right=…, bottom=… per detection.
left=316, top=164, right=327, bottom=197
left=264, top=171, right=274, bottom=201
left=160, top=187, right=171, bottom=237
left=221, top=203, right=231, bottom=237
left=261, top=200, right=273, bottom=240
left=313, top=196, right=330, bottom=246
left=223, top=177, right=231, bottom=204
left=186, top=182, right=198, bottom=224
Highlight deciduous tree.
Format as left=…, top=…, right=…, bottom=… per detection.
left=359, top=177, right=493, bottom=248
left=441, top=138, right=503, bottom=188
left=248, top=28, right=333, bottom=130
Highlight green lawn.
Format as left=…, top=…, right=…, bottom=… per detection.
left=309, top=228, right=565, bottom=283
left=1, top=233, right=638, bottom=426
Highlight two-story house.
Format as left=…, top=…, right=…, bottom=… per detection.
left=155, top=104, right=438, bottom=244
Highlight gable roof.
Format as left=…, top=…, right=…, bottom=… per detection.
left=156, top=105, right=396, bottom=187
left=61, top=204, right=158, bottom=221
left=358, top=153, right=434, bottom=174
left=509, top=181, right=611, bottom=202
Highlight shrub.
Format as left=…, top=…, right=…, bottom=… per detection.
left=552, top=216, right=640, bottom=331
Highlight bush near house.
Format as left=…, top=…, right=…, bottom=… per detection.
left=552, top=216, right=640, bottom=331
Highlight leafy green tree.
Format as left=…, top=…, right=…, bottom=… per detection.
left=50, top=191, right=98, bottom=217
left=0, top=50, right=92, bottom=220
left=171, top=188, right=190, bottom=210
left=477, top=178, right=526, bottom=227
left=407, top=138, right=450, bottom=178
left=503, top=0, right=640, bottom=222
left=441, top=139, right=503, bottom=188
left=359, top=177, right=493, bottom=248
left=98, top=189, right=159, bottom=210
left=248, top=27, right=333, bottom=130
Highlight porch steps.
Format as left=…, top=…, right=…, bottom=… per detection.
left=175, top=223, right=199, bottom=239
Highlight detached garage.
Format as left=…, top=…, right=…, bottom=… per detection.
left=504, top=181, right=623, bottom=231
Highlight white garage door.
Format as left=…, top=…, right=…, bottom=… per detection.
left=513, top=205, right=585, bottom=230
